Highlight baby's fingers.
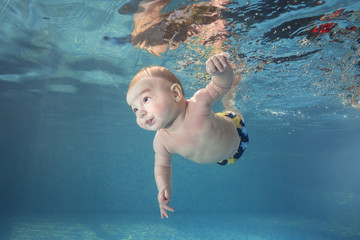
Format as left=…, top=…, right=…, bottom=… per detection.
left=216, top=54, right=229, bottom=71
left=160, top=209, right=166, bottom=219
left=216, top=52, right=231, bottom=68
left=212, top=55, right=226, bottom=72
left=207, top=57, right=224, bottom=74
left=206, top=59, right=217, bottom=74
left=163, top=204, right=174, bottom=213
left=160, top=207, right=168, bottom=219
left=206, top=53, right=230, bottom=74
left=220, top=52, right=231, bottom=59
left=160, top=204, right=174, bottom=219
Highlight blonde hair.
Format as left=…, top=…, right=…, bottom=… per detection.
left=128, top=66, right=184, bottom=95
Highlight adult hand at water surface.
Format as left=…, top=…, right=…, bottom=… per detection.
left=158, top=187, right=174, bottom=218
left=206, top=52, right=232, bottom=76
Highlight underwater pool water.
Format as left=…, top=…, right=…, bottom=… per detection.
left=0, top=0, right=360, bottom=239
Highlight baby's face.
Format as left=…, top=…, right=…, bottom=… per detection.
left=126, top=77, right=176, bottom=131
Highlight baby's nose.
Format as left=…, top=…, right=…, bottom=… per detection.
left=138, top=109, right=147, bottom=118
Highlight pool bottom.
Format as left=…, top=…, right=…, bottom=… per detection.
left=1, top=212, right=359, bottom=240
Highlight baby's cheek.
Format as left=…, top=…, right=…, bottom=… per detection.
left=151, top=104, right=164, bottom=114
left=136, top=118, right=142, bottom=127
left=159, top=105, right=171, bottom=117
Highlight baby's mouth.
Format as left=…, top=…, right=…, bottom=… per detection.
left=145, top=118, right=154, bottom=126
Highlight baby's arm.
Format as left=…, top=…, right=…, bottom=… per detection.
left=193, top=52, right=234, bottom=106
left=153, top=133, right=174, bottom=218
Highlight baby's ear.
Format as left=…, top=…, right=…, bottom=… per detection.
left=170, top=83, right=183, bottom=102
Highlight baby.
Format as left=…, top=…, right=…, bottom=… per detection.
left=126, top=52, right=249, bottom=218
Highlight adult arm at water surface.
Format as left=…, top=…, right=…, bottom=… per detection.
left=130, top=0, right=231, bottom=56
left=154, top=132, right=174, bottom=218
left=130, top=0, right=171, bottom=56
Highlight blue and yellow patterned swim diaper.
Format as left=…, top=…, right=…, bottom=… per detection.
left=216, top=112, right=249, bottom=166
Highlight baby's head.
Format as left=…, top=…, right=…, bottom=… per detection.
left=128, top=66, right=184, bottom=95
left=126, top=66, right=185, bottom=131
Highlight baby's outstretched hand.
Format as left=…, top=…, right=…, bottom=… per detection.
left=158, top=188, right=174, bottom=219
left=206, top=52, right=231, bottom=76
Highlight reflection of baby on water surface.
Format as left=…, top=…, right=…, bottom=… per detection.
left=119, top=0, right=230, bottom=56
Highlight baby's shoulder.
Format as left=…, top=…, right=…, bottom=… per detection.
left=186, top=96, right=212, bottom=119
left=190, top=88, right=207, bottom=102
left=154, top=129, right=174, bottom=144
left=154, top=130, right=165, bottom=143
left=153, top=131, right=170, bottom=153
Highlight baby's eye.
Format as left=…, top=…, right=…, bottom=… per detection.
left=133, top=108, right=138, bottom=114
left=143, top=97, right=150, bottom=103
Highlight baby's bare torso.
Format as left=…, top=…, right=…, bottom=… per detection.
left=157, top=99, right=240, bottom=164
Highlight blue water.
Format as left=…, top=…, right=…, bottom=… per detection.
left=0, top=0, right=360, bottom=239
